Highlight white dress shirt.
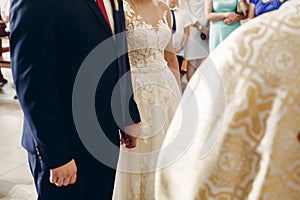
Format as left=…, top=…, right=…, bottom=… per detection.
left=171, top=7, right=190, bottom=56
left=181, top=0, right=207, bottom=26
left=96, top=0, right=115, bottom=34
left=0, top=0, right=10, bottom=32
left=0, top=0, right=10, bottom=19
left=103, top=0, right=115, bottom=34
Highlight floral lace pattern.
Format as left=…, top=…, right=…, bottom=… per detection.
left=112, top=1, right=181, bottom=200
left=123, top=0, right=171, bottom=68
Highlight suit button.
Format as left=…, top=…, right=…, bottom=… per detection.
left=35, top=147, right=40, bottom=155
left=35, top=147, right=43, bottom=161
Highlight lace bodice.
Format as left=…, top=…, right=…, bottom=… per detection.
left=123, top=0, right=171, bottom=69
left=113, top=2, right=182, bottom=200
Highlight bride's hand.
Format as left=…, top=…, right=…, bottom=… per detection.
left=121, top=123, right=142, bottom=148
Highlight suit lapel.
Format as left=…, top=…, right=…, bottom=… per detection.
left=112, top=0, right=126, bottom=34
left=110, top=0, right=122, bottom=34
left=84, top=0, right=113, bottom=35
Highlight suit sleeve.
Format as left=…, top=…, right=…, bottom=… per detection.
left=116, top=0, right=141, bottom=127
left=123, top=54, right=141, bottom=126
left=9, top=0, right=73, bottom=169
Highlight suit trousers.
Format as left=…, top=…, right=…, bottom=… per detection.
left=28, top=151, right=116, bottom=200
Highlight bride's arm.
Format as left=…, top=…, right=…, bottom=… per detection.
left=160, top=3, right=182, bottom=91
left=164, top=42, right=181, bottom=91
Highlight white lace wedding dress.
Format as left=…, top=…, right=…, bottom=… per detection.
left=112, top=1, right=181, bottom=199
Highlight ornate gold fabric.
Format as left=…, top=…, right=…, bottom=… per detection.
left=155, top=1, right=300, bottom=199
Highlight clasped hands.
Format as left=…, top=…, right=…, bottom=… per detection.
left=49, top=123, right=141, bottom=187
left=224, top=13, right=240, bottom=25
left=121, top=122, right=142, bottom=149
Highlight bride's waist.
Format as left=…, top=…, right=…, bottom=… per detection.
left=131, top=63, right=168, bottom=73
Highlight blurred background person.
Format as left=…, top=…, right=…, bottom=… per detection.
left=0, top=0, right=9, bottom=86
left=0, top=0, right=9, bottom=33
left=205, top=0, right=247, bottom=52
left=168, top=0, right=189, bottom=89
left=182, top=0, right=209, bottom=81
left=0, top=68, right=8, bottom=86
left=248, top=0, right=286, bottom=18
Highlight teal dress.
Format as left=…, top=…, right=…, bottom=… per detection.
left=209, top=0, right=240, bottom=52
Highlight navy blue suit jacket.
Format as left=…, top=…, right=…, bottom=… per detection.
left=10, top=0, right=140, bottom=169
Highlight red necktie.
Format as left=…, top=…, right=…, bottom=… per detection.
left=96, top=0, right=111, bottom=28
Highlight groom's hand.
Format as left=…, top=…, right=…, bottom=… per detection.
left=50, top=159, right=77, bottom=187
left=121, top=133, right=138, bottom=149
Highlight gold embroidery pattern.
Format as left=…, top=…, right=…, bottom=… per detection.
left=194, top=1, right=300, bottom=199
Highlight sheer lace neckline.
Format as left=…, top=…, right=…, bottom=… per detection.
left=124, top=0, right=168, bottom=30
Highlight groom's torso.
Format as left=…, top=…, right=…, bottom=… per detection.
left=22, top=0, right=123, bottom=156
